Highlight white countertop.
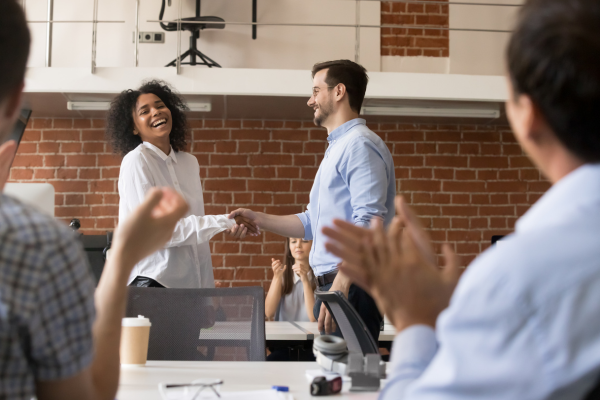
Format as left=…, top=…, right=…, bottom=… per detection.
left=118, top=361, right=381, bottom=400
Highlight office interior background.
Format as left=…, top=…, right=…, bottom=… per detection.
left=14, top=0, right=536, bottom=290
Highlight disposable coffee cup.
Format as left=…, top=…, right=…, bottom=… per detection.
left=120, top=315, right=151, bottom=366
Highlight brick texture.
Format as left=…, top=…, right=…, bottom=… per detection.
left=10, top=118, right=548, bottom=291
left=381, top=0, right=450, bottom=57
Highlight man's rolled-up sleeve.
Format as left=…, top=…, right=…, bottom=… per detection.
left=295, top=208, right=313, bottom=240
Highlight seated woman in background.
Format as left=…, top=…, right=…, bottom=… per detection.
left=106, top=80, right=256, bottom=289
left=266, top=238, right=317, bottom=360
left=266, top=238, right=316, bottom=322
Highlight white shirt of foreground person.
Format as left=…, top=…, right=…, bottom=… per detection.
left=384, top=163, right=600, bottom=400
left=118, top=142, right=234, bottom=288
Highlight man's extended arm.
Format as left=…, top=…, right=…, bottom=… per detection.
left=228, top=208, right=306, bottom=238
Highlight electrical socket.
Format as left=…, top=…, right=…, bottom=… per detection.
left=132, top=32, right=165, bottom=43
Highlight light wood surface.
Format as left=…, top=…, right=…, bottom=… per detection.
left=118, top=361, right=380, bottom=400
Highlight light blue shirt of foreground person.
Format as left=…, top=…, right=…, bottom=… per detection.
left=296, top=118, right=395, bottom=277
left=382, top=163, right=600, bottom=400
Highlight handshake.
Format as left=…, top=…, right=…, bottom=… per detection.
left=228, top=208, right=260, bottom=239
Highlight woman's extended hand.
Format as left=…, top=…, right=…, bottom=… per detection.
left=271, top=258, right=286, bottom=280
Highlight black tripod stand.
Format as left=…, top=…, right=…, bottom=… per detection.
left=165, top=30, right=221, bottom=68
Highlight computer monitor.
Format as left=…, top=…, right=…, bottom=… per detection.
left=2, top=109, right=54, bottom=216
left=491, top=235, right=506, bottom=245
left=3, top=183, right=55, bottom=217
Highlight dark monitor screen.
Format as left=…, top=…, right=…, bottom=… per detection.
left=491, top=235, right=506, bottom=245
left=3, top=108, right=31, bottom=166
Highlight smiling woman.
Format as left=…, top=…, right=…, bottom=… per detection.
left=106, top=80, right=257, bottom=289
left=106, top=80, right=189, bottom=156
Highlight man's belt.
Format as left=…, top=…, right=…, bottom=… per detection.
left=317, top=270, right=338, bottom=287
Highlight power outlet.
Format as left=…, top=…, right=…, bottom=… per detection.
left=132, top=32, right=165, bottom=43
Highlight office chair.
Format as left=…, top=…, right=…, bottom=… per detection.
left=159, top=0, right=225, bottom=68
left=315, top=290, right=379, bottom=356
left=126, top=286, right=266, bottom=361
left=584, top=377, right=600, bottom=400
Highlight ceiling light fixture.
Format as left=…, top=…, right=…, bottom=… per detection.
left=67, top=101, right=212, bottom=112
left=67, top=101, right=111, bottom=111
left=361, top=105, right=500, bottom=119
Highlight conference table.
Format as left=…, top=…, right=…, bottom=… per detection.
left=198, top=321, right=397, bottom=346
left=195, top=321, right=397, bottom=361
left=117, top=322, right=396, bottom=398
left=288, top=321, right=398, bottom=342
left=118, top=361, right=383, bottom=400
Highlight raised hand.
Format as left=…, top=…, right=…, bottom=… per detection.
left=322, top=195, right=461, bottom=332
left=111, top=187, right=189, bottom=268
left=271, top=258, right=286, bottom=280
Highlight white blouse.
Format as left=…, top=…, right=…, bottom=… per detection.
left=275, top=273, right=314, bottom=322
left=118, top=142, right=234, bottom=288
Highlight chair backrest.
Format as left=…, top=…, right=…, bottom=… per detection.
left=315, top=290, right=379, bottom=355
left=583, top=377, right=600, bottom=400
left=80, top=234, right=108, bottom=285
left=126, top=286, right=265, bottom=361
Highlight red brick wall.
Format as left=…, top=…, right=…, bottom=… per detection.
left=10, top=118, right=549, bottom=290
left=381, top=0, right=450, bottom=57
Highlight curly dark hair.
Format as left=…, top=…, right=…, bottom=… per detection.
left=106, top=80, right=189, bottom=156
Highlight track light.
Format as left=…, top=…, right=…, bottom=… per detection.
left=361, top=105, right=500, bottom=119
left=67, top=101, right=211, bottom=112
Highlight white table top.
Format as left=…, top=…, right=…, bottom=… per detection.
left=291, top=322, right=398, bottom=342
left=195, top=321, right=397, bottom=342
left=118, top=361, right=380, bottom=400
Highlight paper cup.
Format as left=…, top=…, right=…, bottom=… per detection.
left=120, top=315, right=151, bottom=365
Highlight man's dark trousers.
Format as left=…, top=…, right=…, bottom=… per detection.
left=313, top=282, right=382, bottom=343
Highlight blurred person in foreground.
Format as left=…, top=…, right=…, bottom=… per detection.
left=0, top=2, right=189, bottom=399
left=323, top=0, right=600, bottom=398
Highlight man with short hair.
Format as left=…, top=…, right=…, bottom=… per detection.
left=230, top=60, right=396, bottom=340
left=0, top=2, right=189, bottom=399
left=323, top=0, right=600, bottom=398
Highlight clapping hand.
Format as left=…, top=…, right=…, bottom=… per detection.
left=271, top=258, right=287, bottom=280
left=292, top=263, right=311, bottom=282
left=322, top=196, right=461, bottom=332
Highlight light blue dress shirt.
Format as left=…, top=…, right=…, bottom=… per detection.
left=382, top=163, right=600, bottom=400
left=296, top=119, right=396, bottom=277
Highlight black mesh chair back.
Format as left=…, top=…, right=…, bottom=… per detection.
left=126, top=287, right=265, bottom=361
left=315, top=290, right=379, bottom=355
left=584, top=377, right=600, bottom=400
